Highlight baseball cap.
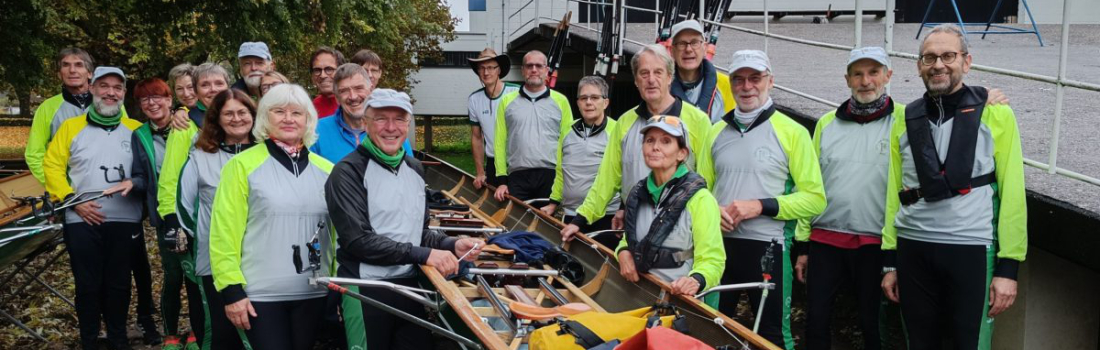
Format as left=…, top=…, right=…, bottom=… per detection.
left=367, top=89, right=413, bottom=115
left=847, top=46, right=890, bottom=69
left=639, top=115, right=690, bottom=148
left=670, top=20, right=705, bottom=41
left=238, top=42, right=272, bottom=61
left=729, top=50, right=771, bottom=73
left=92, top=66, right=126, bottom=84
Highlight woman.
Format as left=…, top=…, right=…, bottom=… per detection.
left=259, top=71, right=289, bottom=97
left=209, top=84, right=334, bottom=350
left=540, top=76, right=620, bottom=248
left=177, top=89, right=257, bottom=349
left=169, top=63, right=197, bottom=110
left=128, top=78, right=204, bottom=350
left=615, top=116, right=725, bottom=306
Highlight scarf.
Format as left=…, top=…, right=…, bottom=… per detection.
left=87, top=105, right=122, bottom=127
left=272, top=139, right=303, bottom=158
left=846, top=94, right=891, bottom=124
left=361, top=137, right=404, bottom=168
left=646, top=164, right=689, bottom=204
left=732, top=97, right=774, bottom=131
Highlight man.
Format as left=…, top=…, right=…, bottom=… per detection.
left=669, top=20, right=733, bottom=122
left=561, top=44, right=711, bottom=240
left=230, top=41, right=275, bottom=98
left=492, top=50, right=574, bottom=201
left=881, top=24, right=1027, bottom=350
left=465, top=48, right=519, bottom=189
left=793, top=47, right=899, bottom=350
left=44, top=67, right=145, bottom=350
left=26, top=48, right=127, bottom=185
left=310, top=46, right=345, bottom=118
left=351, top=49, right=417, bottom=150
left=694, top=50, right=827, bottom=350
left=311, top=63, right=412, bottom=162
left=325, top=89, right=481, bottom=350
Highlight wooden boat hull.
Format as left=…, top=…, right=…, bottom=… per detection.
left=418, top=153, right=780, bottom=350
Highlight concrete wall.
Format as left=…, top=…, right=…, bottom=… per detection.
left=1019, top=0, right=1100, bottom=24
left=408, top=65, right=523, bottom=116
left=993, top=248, right=1100, bottom=350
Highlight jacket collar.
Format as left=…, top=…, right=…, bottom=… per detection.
left=571, top=116, right=609, bottom=137
left=264, top=139, right=311, bottom=176
left=519, top=86, right=552, bottom=101
left=721, top=103, right=777, bottom=134
left=634, top=97, right=684, bottom=120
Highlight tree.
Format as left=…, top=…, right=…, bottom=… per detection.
left=0, top=0, right=456, bottom=117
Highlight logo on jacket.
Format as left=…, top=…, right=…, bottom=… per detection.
left=878, top=139, right=890, bottom=155
left=121, top=140, right=132, bottom=153
left=754, top=147, right=772, bottom=163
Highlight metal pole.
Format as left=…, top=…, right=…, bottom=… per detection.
left=763, top=0, right=769, bottom=53
left=1047, top=0, right=1071, bottom=174
left=885, top=0, right=895, bottom=96
left=656, top=0, right=661, bottom=35
left=854, top=0, right=863, bottom=48
left=701, top=0, right=706, bottom=20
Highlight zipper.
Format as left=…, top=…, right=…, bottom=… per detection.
left=933, top=97, right=945, bottom=127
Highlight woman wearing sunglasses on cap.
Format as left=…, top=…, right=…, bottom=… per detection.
left=613, top=115, right=725, bottom=307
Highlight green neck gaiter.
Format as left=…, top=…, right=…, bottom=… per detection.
left=646, top=163, right=689, bottom=204
left=197, top=101, right=207, bottom=111
left=361, top=137, right=404, bottom=168
left=87, top=106, right=122, bottom=127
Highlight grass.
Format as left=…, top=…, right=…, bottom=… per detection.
left=0, top=126, right=29, bottom=159
left=414, top=117, right=477, bottom=174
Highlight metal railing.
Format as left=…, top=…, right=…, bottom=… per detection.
left=506, top=0, right=1099, bottom=187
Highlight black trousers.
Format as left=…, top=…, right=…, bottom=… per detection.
left=718, top=237, right=793, bottom=350
left=484, top=156, right=502, bottom=187
left=201, top=275, right=246, bottom=350
left=130, top=228, right=156, bottom=328
left=564, top=214, right=618, bottom=248
left=64, top=221, right=140, bottom=349
left=244, top=297, right=326, bottom=350
left=804, top=241, right=883, bottom=350
left=897, top=238, right=994, bottom=350
left=183, top=276, right=203, bottom=342
left=506, top=168, right=555, bottom=201
left=344, top=277, right=432, bottom=350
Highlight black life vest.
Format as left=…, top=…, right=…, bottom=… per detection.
left=899, top=85, right=995, bottom=206
left=623, top=172, right=707, bottom=273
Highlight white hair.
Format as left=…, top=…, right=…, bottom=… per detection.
left=631, top=44, right=675, bottom=77
left=253, top=84, right=320, bottom=147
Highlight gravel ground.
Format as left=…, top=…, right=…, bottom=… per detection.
left=573, top=17, right=1100, bottom=213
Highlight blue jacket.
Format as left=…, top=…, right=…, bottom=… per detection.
left=310, top=108, right=413, bottom=163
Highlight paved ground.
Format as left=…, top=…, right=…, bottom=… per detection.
left=571, top=17, right=1100, bottom=213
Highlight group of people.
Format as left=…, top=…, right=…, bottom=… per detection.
left=25, top=18, right=1026, bottom=350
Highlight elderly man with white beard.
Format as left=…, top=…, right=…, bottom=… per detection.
left=230, top=41, right=276, bottom=99
left=44, top=67, right=146, bottom=350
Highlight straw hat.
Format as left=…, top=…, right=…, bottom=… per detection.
left=467, top=48, right=511, bottom=78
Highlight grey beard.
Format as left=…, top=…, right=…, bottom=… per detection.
left=93, top=96, right=120, bottom=116
left=245, top=75, right=262, bottom=88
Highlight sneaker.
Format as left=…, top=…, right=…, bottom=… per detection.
left=139, top=320, right=163, bottom=345
left=184, top=332, right=200, bottom=350
left=162, top=336, right=184, bottom=350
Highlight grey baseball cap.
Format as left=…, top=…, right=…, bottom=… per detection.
left=671, top=20, right=705, bottom=41
left=367, top=89, right=413, bottom=115
left=92, top=66, right=126, bottom=84
left=639, top=115, right=690, bottom=149
left=729, top=50, right=771, bottom=73
left=847, top=46, right=890, bottom=69
left=238, top=42, right=272, bottom=61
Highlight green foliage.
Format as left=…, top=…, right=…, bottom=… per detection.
left=0, top=0, right=456, bottom=111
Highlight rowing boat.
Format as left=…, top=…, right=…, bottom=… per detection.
left=416, top=153, right=781, bottom=350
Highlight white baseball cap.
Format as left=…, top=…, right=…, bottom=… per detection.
left=847, top=46, right=890, bottom=69
left=729, top=50, right=771, bottom=73
left=670, top=20, right=705, bottom=41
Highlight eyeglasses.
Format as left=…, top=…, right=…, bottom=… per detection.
left=673, top=39, right=704, bottom=49
left=371, top=116, right=410, bottom=126
left=577, top=95, right=605, bottom=102
left=732, top=73, right=770, bottom=87
left=311, top=67, right=337, bottom=76
left=139, top=96, right=168, bottom=104
left=260, top=82, right=282, bottom=94
left=523, top=63, right=546, bottom=70
left=478, top=65, right=500, bottom=72
left=919, top=51, right=965, bottom=66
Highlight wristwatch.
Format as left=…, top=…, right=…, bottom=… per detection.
left=881, top=267, right=897, bottom=274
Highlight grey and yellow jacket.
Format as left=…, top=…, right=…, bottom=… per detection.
left=209, top=140, right=334, bottom=304
left=325, top=143, right=459, bottom=280
left=178, top=141, right=254, bottom=277
left=794, top=99, right=904, bottom=251
left=571, top=99, right=712, bottom=226
left=550, top=117, right=619, bottom=216
left=696, top=104, right=826, bottom=244
left=493, top=88, right=574, bottom=181
left=26, top=90, right=128, bottom=184
left=882, top=85, right=1027, bottom=279
left=156, top=122, right=199, bottom=223
left=130, top=122, right=170, bottom=228
left=614, top=167, right=725, bottom=290
left=44, top=115, right=143, bottom=224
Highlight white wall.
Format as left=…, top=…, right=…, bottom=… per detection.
left=1018, top=0, right=1100, bottom=24
left=409, top=66, right=523, bottom=116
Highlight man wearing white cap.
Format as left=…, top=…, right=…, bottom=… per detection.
left=466, top=48, right=520, bottom=189
left=326, top=88, right=482, bottom=350
left=792, top=46, right=898, bottom=350
left=669, top=20, right=731, bottom=122
left=232, top=41, right=276, bottom=99
left=695, top=50, right=826, bottom=349
left=44, top=66, right=145, bottom=350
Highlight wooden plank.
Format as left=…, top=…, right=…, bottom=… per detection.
left=578, top=262, right=611, bottom=297
left=491, top=201, right=513, bottom=225
left=446, top=176, right=466, bottom=197
left=545, top=264, right=606, bottom=313
left=421, top=265, right=509, bottom=350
